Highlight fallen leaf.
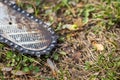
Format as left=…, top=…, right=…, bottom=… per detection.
left=11, top=70, right=25, bottom=76
left=47, top=59, right=58, bottom=77
left=76, top=2, right=84, bottom=8
left=1, top=67, right=12, bottom=72
left=59, top=51, right=67, bottom=55
left=27, top=8, right=34, bottom=13
left=92, top=42, right=104, bottom=51
left=62, top=24, right=79, bottom=31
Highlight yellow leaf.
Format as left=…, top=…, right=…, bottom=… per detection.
left=69, top=24, right=78, bottom=31
left=63, top=24, right=79, bottom=31
left=92, top=42, right=104, bottom=51
left=74, top=18, right=84, bottom=29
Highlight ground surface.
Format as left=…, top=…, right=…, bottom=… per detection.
left=0, top=0, right=120, bottom=80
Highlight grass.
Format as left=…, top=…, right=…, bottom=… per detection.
left=85, top=53, right=120, bottom=80
left=0, top=0, right=120, bottom=80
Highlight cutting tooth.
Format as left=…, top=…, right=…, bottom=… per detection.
left=39, top=20, right=42, bottom=24
left=26, top=13, right=30, bottom=16
left=47, top=48, right=51, bottom=51
left=0, top=37, right=3, bottom=40
left=5, top=40, right=8, bottom=43
left=43, top=50, right=46, bottom=53
left=36, top=52, right=41, bottom=56
left=36, top=52, right=40, bottom=54
left=36, top=54, right=41, bottom=57
left=52, top=40, right=56, bottom=43
left=13, top=5, right=17, bottom=8
left=21, top=10, right=25, bottom=14
left=19, top=48, right=23, bottom=51
left=10, top=42, right=13, bottom=46
left=48, top=27, right=51, bottom=31
left=17, top=8, right=21, bottom=11
left=35, top=19, right=39, bottom=22
left=30, top=16, right=34, bottom=19
left=25, top=50, right=28, bottom=53
left=50, top=44, right=55, bottom=47
left=44, top=24, right=48, bottom=28
left=48, top=28, right=55, bottom=34
left=31, top=52, right=35, bottom=55
left=51, top=36, right=58, bottom=40
left=14, top=45, right=17, bottom=48
left=51, top=31, right=55, bottom=34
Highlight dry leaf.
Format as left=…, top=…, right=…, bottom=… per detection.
left=11, top=70, right=25, bottom=76
left=70, top=8, right=76, bottom=17
left=27, top=8, right=34, bottom=13
left=47, top=59, right=58, bottom=77
left=1, top=67, right=12, bottom=72
left=62, top=18, right=83, bottom=31
left=76, top=2, right=84, bottom=8
left=62, top=24, right=79, bottom=31
left=92, top=42, right=104, bottom=51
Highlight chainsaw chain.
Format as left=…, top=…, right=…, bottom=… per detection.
left=0, top=0, right=57, bottom=57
